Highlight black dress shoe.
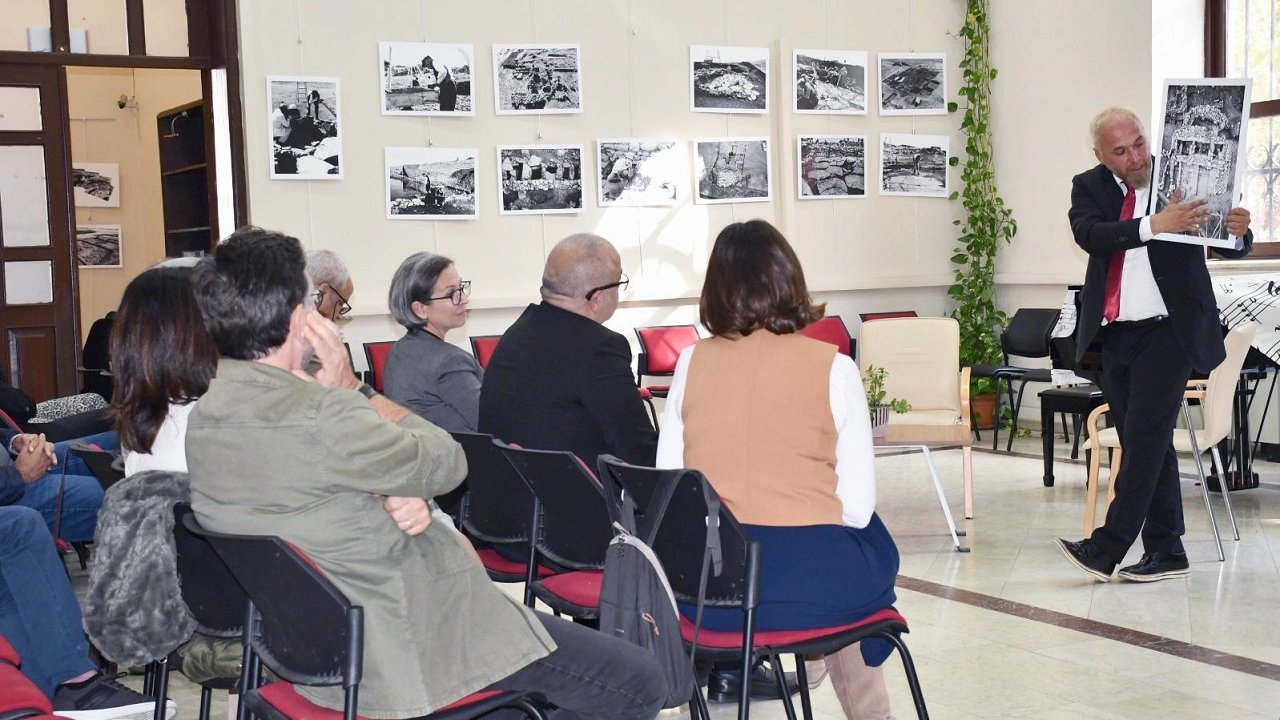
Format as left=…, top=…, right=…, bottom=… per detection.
left=1055, top=538, right=1116, bottom=582
left=1118, top=551, right=1189, bottom=582
left=706, top=663, right=799, bottom=704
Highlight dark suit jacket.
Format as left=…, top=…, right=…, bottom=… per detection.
left=1068, top=162, right=1253, bottom=374
left=478, top=302, right=657, bottom=466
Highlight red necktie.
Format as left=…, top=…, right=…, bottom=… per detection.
left=1102, top=185, right=1137, bottom=323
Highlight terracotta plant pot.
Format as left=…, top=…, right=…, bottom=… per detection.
left=970, top=392, right=997, bottom=430
left=870, top=404, right=890, bottom=438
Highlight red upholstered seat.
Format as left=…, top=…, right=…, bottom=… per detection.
left=363, top=341, right=395, bottom=393
left=0, top=662, right=54, bottom=716
left=257, top=682, right=516, bottom=719
left=799, top=316, right=853, bottom=357
left=474, top=547, right=556, bottom=578
left=535, top=570, right=603, bottom=609
left=678, top=607, right=907, bottom=649
left=635, top=325, right=700, bottom=399
left=0, top=634, right=20, bottom=665
left=468, top=336, right=502, bottom=370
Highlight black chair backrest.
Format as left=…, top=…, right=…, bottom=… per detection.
left=182, top=514, right=363, bottom=688
left=596, top=454, right=679, bottom=541
left=1001, top=308, right=1060, bottom=360
left=67, top=442, right=125, bottom=489
left=498, top=443, right=613, bottom=570
left=451, top=432, right=535, bottom=545
left=173, top=505, right=247, bottom=637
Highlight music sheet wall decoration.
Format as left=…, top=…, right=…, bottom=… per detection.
left=1214, top=275, right=1279, bottom=365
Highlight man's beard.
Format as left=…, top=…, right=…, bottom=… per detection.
left=1125, top=165, right=1151, bottom=189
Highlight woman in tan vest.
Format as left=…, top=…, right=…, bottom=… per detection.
left=657, top=219, right=899, bottom=720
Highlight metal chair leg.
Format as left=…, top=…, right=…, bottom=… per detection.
left=1183, top=402, right=1224, bottom=561
left=1210, top=447, right=1241, bottom=541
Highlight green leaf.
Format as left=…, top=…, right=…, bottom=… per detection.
left=948, top=156, right=960, bottom=166
left=947, top=101, right=959, bottom=113
left=949, top=191, right=959, bottom=200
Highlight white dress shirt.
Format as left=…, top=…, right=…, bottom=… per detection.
left=123, top=401, right=194, bottom=476
left=1110, top=174, right=1169, bottom=322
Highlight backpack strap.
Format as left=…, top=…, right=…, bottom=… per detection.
left=688, top=473, right=724, bottom=667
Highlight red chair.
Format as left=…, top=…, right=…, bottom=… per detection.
left=468, top=335, right=502, bottom=370
left=362, top=341, right=395, bottom=393
left=799, top=315, right=854, bottom=358
left=859, top=310, right=918, bottom=322
left=0, top=634, right=57, bottom=720
left=634, top=325, right=700, bottom=398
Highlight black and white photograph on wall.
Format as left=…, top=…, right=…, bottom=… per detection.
left=385, top=147, right=478, bottom=220
left=794, top=49, right=867, bottom=114
left=75, top=224, right=121, bottom=267
left=878, top=53, right=946, bottom=115
left=379, top=42, right=474, bottom=116
left=694, top=137, right=771, bottom=204
left=72, top=163, right=120, bottom=207
left=493, top=44, right=581, bottom=114
left=691, top=45, right=768, bottom=113
left=1151, top=77, right=1252, bottom=249
left=798, top=135, right=866, bottom=199
left=880, top=133, right=949, bottom=197
left=267, top=76, right=343, bottom=179
left=597, top=139, right=682, bottom=207
left=497, top=145, right=583, bottom=214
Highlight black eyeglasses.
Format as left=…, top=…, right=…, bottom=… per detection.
left=312, top=286, right=352, bottom=319
left=584, top=273, right=629, bottom=301
left=425, top=280, right=472, bottom=306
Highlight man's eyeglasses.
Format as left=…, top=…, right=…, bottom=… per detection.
left=584, top=273, right=629, bottom=301
left=425, top=280, right=472, bottom=306
left=312, top=286, right=352, bottom=319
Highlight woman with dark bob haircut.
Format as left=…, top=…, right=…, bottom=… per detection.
left=657, top=219, right=899, bottom=720
left=110, top=264, right=218, bottom=475
left=382, top=251, right=481, bottom=432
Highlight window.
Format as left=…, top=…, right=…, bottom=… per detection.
left=1208, top=0, right=1280, bottom=253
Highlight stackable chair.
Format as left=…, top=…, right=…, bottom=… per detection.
left=859, top=310, right=917, bottom=322
left=799, top=315, right=855, bottom=359
left=982, top=308, right=1060, bottom=452
left=0, top=634, right=58, bottom=720
left=597, top=457, right=928, bottom=720
left=468, top=335, right=502, bottom=370
left=497, top=442, right=613, bottom=618
left=449, top=432, right=551, bottom=585
left=183, top=515, right=548, bottom=720
left=1083, top=323, right=1253, bottom=560
left=634, top=325, right=700, bottom=428
left=362, top=341, right=395, bottom=393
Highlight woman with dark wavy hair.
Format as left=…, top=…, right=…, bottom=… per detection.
left=657, top=219, right=899, bottom=720
left=109, top=265, right=218, bottom=475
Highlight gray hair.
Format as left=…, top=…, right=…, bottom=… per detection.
left=1089, top=107, right=1145, bottom=148
left=541, top=233, right=617, bottom=300
left=388, top=251, right=453, bottom=329
left=305, top=249, right=350, bottom=289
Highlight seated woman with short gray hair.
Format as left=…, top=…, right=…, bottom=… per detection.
left=382, top=252, right=481, bottom=432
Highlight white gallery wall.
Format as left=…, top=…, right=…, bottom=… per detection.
left=235, top=0, right=1153, bottom=370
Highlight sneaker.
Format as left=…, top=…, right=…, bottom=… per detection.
left=52, top=673, right=177, bottom=720
left=1054, top=538, right=1116, bottom=582
left=1118, top=551, right=1190, bottom=582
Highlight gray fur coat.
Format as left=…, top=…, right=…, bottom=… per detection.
left=84, top=470, right=196, bottom=666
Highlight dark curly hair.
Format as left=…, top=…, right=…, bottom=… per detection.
left=699, top=220, right=825, bottom=338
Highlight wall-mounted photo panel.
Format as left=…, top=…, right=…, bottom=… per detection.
left=794, top=49, right=868, bottom=114
left=76, top=224, right=122, bottom=267
left=379, top=42, right=475, bottom=116
left=268, top=76, right=343, bottom=179
left=1151, top=78, right=1252, bottom=249
left=72, top=162, right=120, bottom=207
left=497, top=145, right=584, bottom=214
left=880, top=133, right=949, bottom=197
left=798, top=135, right=867, bottom=199
left=386, top=147, right=478, bottom=220
left=878, top=53, right=946, bottom=115
left=493, top=44, right=581, bottom=114
left=691, top=45, right=769, bottom=113
left=694, top=137, right=771, bottom=204
left=597, top=139, right=682, bottom=207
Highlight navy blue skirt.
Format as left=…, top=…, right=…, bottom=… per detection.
left=679, top=512, right=899, bottom=666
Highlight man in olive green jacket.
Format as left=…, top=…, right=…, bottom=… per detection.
left=187, top=228, right=663, bottom=719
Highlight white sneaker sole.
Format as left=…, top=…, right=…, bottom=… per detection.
left=1118, top=567, right=1189, bottom=582
left=58, top=699, right=176, bottom=720
left=1055, top=539, right=1112, bottom=583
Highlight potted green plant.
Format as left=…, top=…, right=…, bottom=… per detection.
left=948, top=0, right=1017, bottom=429
left=863, top=365, right=911, bottom=438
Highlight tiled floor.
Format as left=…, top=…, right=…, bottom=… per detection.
left=78, top=435, right=1280, bottom=719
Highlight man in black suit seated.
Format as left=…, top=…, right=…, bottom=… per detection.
left=1057, top=106, right=1253, bottom=583
left=479, top=232, right=656, bottom=466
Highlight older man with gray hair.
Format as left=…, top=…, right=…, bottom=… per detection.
left=305, top=249, right=353, bottom=321
left=479, top=233, right=656, bottom=466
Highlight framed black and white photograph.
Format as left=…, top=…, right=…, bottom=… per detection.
left=794, top=49, right=868, bottom=114
left=798, top=135, right=866, bottom=199
left=879, top=133, right=949, bottom=197
left=72, top=162, right=120, bottom=207
left=497, top=145, right=584, bottom=214
left=267, top=76, right=343, bottom=179
left=694, top=137, right=771, bottom=204
left=1152, top=78, right=1252, bottom=249
left=493, top=44, right=581, bottom=114
left=878, top=53, right=946, bottom=115
left=597, top=139, right=682, bottom=207
left=385, top=147, right=478, bottom=220
left=75, top=224, right=121, bottom=267
left=379, top=42, right=474, bottom=116
left=691, top=45, right=768, bottom=113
